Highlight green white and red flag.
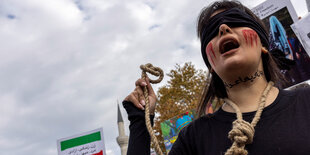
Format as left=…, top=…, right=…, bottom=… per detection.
left=57, top=128, right=106, bottom=155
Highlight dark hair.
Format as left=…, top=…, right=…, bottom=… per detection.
left=196, top=0, right=284, bottom=116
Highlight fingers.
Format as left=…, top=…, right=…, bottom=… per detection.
left=135, top=78, right=147, bottom=87
left=145, top=77, right=156, bottom=98
left=125, top=91, right=145, bottom=110
left=135, top=86, right=146, bottom=107
left=135, top=78, right=155, bottom=97
left=125, top=77, right=156, bottom=110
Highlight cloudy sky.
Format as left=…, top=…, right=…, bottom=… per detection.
left=0, top=0, right=308, bottom=154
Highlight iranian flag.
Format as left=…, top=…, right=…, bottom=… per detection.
left=57, top=128, right=106, bottom=155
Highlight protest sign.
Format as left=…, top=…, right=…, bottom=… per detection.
left=57, top=128, right=106, bottom=155
left=252, top=0, right=310, bottom=87
left=291, top=13, right=310, bottom=56
left=252, top=0, right=298, bottom=22
left=160, top=110, right=197, bottom=153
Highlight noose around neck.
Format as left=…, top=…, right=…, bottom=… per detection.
left=140, top=63, right=164, bottom=155
left=224, top=81, right=274, bottom=155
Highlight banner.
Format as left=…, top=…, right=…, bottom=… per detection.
left=160, top=110, right=197, bottom=153
left=252, top=0, right=310, bottom=87
left=57, top=128, right=106, bottom=155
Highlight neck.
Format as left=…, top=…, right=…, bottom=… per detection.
left=223, top=70, right=264, bottom=88
left=222, top=73, right=279, bottom=113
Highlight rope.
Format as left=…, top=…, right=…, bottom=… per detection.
left=224, top=81, right=274, bottom=155
left=140, top=63, right=164, bottom=155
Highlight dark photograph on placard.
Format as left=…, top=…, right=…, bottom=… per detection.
left=261, top=7, right=310, bottom=87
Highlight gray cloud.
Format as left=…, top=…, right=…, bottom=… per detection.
left=0, top=0, right=308, bottom=155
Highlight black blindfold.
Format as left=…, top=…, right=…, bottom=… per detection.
left=200, top=8, right=269, bottom=67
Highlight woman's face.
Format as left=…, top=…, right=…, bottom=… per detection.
left=205, top=14, right=264, bottom=80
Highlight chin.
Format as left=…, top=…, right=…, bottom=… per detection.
left=224, top=61, right=258, bottom=77
left=222, top=57, right=246, bottom=70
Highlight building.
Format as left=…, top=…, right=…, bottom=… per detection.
left=116, top=103, right=129, bottom=155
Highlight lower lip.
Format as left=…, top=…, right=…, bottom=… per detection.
left=221, top=48, right=239, bottom=57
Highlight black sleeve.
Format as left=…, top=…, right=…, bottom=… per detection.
left=168, top=124, right=195, bottom=155
left=122, top=101, right=154, bottom=155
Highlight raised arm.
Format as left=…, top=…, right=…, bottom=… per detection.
left=123, top=77, right=157, bottom=155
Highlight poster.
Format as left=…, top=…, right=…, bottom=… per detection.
left=291, top=13, right=310, bottom=56
left=252, top=0, right=298, bottom=22
left=252, top=0, right=310, bottom=87
left=160, top=110, right=197, bottom=153
left=57, top=128, right=106, bottom=155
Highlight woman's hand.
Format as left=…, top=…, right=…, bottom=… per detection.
left=124, top=77, right=157, bottom=115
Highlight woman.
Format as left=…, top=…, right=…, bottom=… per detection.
left=123, top=1, right=310, bottom=154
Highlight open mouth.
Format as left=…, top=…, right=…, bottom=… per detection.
left=220, top=38, right=240, bottom=54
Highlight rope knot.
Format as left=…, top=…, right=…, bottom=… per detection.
left=140, top=63, right=164, bottom=84
left=228, top=120, right=255, bottom=144
left=225, top=120, right=254, bottom=155
left=226, top=146, right=248, bottom=155
left=224, top=82, right=274, bottom=155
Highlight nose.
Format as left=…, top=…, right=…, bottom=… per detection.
left=219, top=24, right=232, bottom=36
